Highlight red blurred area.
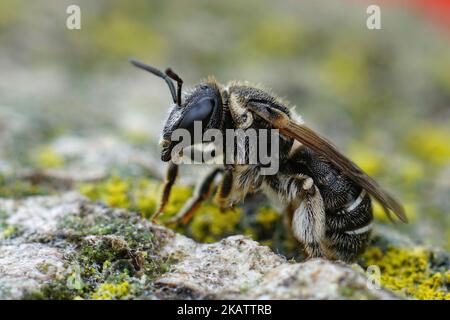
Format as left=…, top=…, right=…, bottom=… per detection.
left=413, top=0, right=450, bottom=29
left=357, top=0, right=450, bottom=31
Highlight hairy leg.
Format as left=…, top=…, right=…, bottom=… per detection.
left=289, top=177, right=328, bottom=259
left=214, top=167, right=234, bottom=211
left=151, top=161, right=178, bottom=222
left=166, top=167, right=223, bottom=225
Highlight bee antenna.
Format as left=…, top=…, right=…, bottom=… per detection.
left=165, top=68, right=183, bottom=106
left=129, top=58, right=178, bottom=104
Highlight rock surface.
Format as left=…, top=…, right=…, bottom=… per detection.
left=0, top=192, right=398, bottom=300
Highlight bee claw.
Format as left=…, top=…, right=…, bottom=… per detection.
left=150, top=211, right=163, bottom=224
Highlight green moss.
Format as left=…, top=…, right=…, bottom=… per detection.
left=0, top=175, right=51, bottom=198
left=361, top=246, right=450, bottom=300
left=0, top=211, right=21, bottom=239
left=24, top=203, right=173, bottom=300
left=338, top=283, right=381, bottom=300
left=24, top=281, right=81, bottom=300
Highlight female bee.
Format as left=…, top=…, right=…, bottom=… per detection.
left=130, top=58, right=407, bottom=262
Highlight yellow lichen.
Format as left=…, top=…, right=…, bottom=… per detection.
left=0, top=225, right=16, bottom=238
left=398, top=158, right=424, bottom=185
left=90, top=281, right=130, bottom=300
left=259, top=240, right=274, bottom=247
left=80, top=175, right=157, bottom=217
left=348, top=145, right=384, bottom=177
left=78, top=175, right=242, bottom=243
left=243, top=227, right=256, bottom=238
left=373, top=201, right=417, bottom=223
left=373, top=201, right=387, bottom=222
left=159, top=185, right=192, bottom=218
left=190, top=205, right=241, bottom=243
left=255, top=207, right=280, bottom=229
left=33, top=146, right=65, bottom=169
left=362, top=246, right=450, bottom=300
left=133, top=178, right=159, bottom=219
left=103, top=176, right=131, bottom=209
left=321, top=49, right=368, bottom=99
left=406, top=127, right=450, bottom=166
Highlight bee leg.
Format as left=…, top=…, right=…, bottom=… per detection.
left=282, top=202, right=312, bottom=258
left=166, top=167, right=223, bottom=225
left=290, top=178, right=328, bottom=260
left=283, top=202, right=296, bottom=231
left=151, top=161, right=179, bottom=223
left=214, top=167, right=234, bottom=211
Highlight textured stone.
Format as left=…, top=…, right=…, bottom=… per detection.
left=0, top=193, right=400, bottom=299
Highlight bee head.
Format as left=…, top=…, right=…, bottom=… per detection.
left=130, top=58, right=223, bottom=162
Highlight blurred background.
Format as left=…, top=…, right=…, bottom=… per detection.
left=0, top=0, right=449, bottom=251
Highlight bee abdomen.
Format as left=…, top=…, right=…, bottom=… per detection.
left=323, top=189, right=374, bottom=262
left=324, top=229, right=372, bottom=262
left=326, top=188, right=373, bottom=233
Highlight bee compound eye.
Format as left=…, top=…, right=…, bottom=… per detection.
left=178, top=97, right=215, bottom=129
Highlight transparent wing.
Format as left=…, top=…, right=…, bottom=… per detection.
left=280, top=121, right=407, bottom=223
left=247, top=102, right=407, bottom=223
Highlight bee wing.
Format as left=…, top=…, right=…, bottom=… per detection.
left=278, top=120, right=407, bottom=223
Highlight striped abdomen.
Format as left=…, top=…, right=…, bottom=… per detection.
left=306, top=149, right=374, bottom=262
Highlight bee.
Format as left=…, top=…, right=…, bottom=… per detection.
left=130, top=58, right=407, bottom=262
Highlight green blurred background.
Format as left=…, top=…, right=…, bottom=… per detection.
left=0, top=0, right=449, bottom=250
